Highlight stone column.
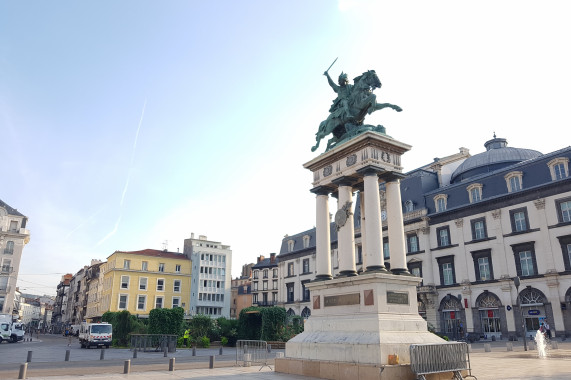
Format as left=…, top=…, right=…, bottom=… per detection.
left=385, top=177, right=410, bottom=275
left=311, top=187, right=333, bottom=281
left=358, top=190, right=367, bottom=270
left=359, top=168, right=387, bottom=273
left=333, top=178, right=357, bottom=277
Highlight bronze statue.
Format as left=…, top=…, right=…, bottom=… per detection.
left=312, top=63, right=402, bottom=153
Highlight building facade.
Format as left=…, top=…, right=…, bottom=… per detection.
left=184, top=234, right=232, bottom=318
left=100, top=249, right=191, bottom=317
left=0, top=199, right=30, bottom=316
left=278, top=137, right=571, bottom=339
left=251, top=253, right=279, bottom=308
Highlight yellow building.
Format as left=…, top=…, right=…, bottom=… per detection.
left=100, top=249, right=191, bottom=317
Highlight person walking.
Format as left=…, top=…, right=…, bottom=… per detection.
left=544, top=321, right=551, bottom=339
left=183, top=328, right=190, bottom=348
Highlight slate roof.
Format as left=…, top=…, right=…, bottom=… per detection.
left=252, top=256, right=279, bottom=269
left=0, top=199, right=25, bottom=216
left=109, top=249, right=190, bottom=260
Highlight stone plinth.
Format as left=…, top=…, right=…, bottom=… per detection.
left=285, top=273, right=444, bottom=366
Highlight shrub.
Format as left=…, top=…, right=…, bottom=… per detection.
left=221, top=336, right=228, bottom=346
left=148, top=307, right=185, bottom=335
left=199, top=336, right=210, bottom=348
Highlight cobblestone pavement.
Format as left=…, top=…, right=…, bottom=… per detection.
left=1, top=334, right=570, bottom=379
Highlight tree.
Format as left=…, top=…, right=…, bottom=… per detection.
left=148, top=307, right=185, bottom=335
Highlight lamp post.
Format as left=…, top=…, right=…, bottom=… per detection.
left=513, top=276, right=527, bottom=351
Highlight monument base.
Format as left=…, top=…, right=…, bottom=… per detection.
left=284, top=272, right=445, bottom=367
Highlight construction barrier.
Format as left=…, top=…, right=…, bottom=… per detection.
left=130, top=334, right=178, bottom=353
left=235, top=340, right=271, bottom=370
left=410, top=342, right=477, bottom=380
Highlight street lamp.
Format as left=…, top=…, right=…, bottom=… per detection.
left=513, top=276, right=527, bottom=351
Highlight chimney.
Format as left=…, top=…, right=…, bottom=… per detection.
left=191, top=232, right=195, bottom=239
left=270, top=253, right=276, bottom=263
left=257, top=255, right=265, bottom=263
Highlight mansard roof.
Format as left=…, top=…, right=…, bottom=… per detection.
left=0, top=199, right=25, bottom=217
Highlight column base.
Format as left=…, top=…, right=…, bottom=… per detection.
left=337, top=270, right=358, bottom=278
left=391, top=268, right=412, bottom=276
left=313, top=274, right=333, bottom=282
left=364, top=265, right=389, bottom=273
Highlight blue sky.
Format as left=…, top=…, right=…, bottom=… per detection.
left=2, top=1, right=570, bottom=295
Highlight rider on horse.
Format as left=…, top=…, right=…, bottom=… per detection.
left=324, top=71, right=354, bottom=120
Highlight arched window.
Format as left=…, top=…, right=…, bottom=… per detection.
left=405, top=200, right=414, bottom=213
left=287, top=308, right=296, bottom=317
left=301, top=307, right=311, bottom=319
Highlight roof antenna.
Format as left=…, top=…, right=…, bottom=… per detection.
left=162, top=240, right=168, bottom=251
left=493, top=131, right=496, bottom=138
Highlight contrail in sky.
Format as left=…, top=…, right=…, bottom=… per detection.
left=97, top=99, right=147, bottom=246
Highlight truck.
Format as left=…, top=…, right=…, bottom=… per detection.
left=0, top=314, right=23, bottom=343
left=78, top=322, right=112, bottom=348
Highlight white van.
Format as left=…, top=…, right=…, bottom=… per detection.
left=78, top=322, right=112, bottom=348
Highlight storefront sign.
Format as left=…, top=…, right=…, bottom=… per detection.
left=386, top=291, right=409, bottom=305
left=528, top=309, right=540, bottom=315
left=324, top=293, right=360, bottom=307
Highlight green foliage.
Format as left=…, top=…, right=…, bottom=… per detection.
left=102, top=311, right=149, bottom=347
left=441, top=335, right=450, bottom=341
left=148, top=307, right=185, bottom=335
left=176, top=336, right=185, bottom=348
left=188, top=314, right=213, bottom=339
left=199, top=336, right=210, bottom=348
left=221, top=336, right=228, bottom=346
left=217, top=317, right=238, bottom=346
left=238, top=307, right=287, bottom=341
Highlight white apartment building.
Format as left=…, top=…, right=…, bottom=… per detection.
left=184, top=234, right=232, bottom=318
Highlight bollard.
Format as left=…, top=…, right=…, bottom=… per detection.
left=100, top=349, right=105, bottom=360
left=133, top=349, right=138, bottom=359
left=169, top=357, right=175, bottom=372
left=276, top=352, right=284, bottom=358
left=18, top=363, right=27, bottom=380
left=551, top=341, right=559, bottom=350
left=529, top=342, right=535, bottom=351
left=506, top=342, right=513, bottom=351
left=65, top=349, right=71, bottom=361
left=192, top=347, right=196, bottom=356
left=219, top=346, right=223, bottom=355
left=267, top=344, right=272, bottom=353
left=484, top=343, right=491, bottom=352
left=124, top=360, right=131, bottom=374
left=26, top=351, right=33, bottom=363
left=209, top=355, right=215, bottom=369
left=243, top=353, right=252, bottom=367
left=467, top=344, right=472, bottom=353
left=164, top=347, right=168, bottom=357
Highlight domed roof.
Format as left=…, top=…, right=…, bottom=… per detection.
left=450, top=136, right=542, bottom=183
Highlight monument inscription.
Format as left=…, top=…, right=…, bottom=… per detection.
left=386, top=291, right=409, bottom=305
left=324, top=293, right=360, bottom=307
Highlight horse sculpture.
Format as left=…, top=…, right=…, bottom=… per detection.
left=311, top=70, right=402, bottom=152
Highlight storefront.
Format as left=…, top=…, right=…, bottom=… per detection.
left=439, top=295, right=465, bottom=340
left=476, top=292, right=503, bottom=340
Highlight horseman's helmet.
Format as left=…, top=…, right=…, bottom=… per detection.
left=338, top=72, right=349, bottom=85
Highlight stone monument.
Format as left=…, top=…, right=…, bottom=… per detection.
left=276, top=65, right=444, bottom=379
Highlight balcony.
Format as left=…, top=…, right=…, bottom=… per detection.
left=255, top=301, right=278, bottom=307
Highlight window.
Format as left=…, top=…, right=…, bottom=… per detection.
left=141, top=261, right=148, bottom=271
left=437, top=226, right=451, bottom=247
left=139, top=277, right=147, bottom=291
left=273, top=269, right=278, bottom=278
left=303, top=235, right=310, bottom=248
left=434, top=194, right=447, bottom=212
left=471, top=218, right=487, bottom=240
left=253, top=270, right=259, bottom=279
left=383, top=239, right=390, bottom=259
left=287, top=262, right=294, bottom=276
left=504, top=171, right=523, bottom=193
left=253, top=293, right=258, bottom=303
left=405, top=200, right=414, bottom=213
left=121, top=276, right=129, bottom=289
left=263, top=281, right=268, bottom=291
left=556, top=198, right=571, bottom=223
left=511, top=242, right=537, bottom=277
left=156, top=279, right=164, bottom=291
left=509, top=208, right=529, bottom=232
left=273, top=279, right=278, bottom=290
left=175, top=265, right=181, bottom=273
left=9, top=221, right=18, bottom=232
left=302, top=258, right=310, bottom=273
left=467, top=183, right=483, bottom=203
left=356, top=245, right=362, bottom=264
left=302, top=280, right=310, bottom=301
left=557, top=235, right=571, bottom=271
left=471, top=249, right=493, bottom=281
left=123, top=260, right=131, bottom=269
left=437, top=256, right=456, bottom=286
left=172, top=297, right=180, bottom=308
left=137, top=295, right=146, bottom=310
left=4, top=241, right=14, bottom=255
left=155, top=296, right=163, bottom=309
left=286, top=283, right=294, bottom=303
left=158, top=263, right=165, bottom=272
left=548, top=157, right=569, bottom=180
left=287, top=239, right=295, bottom=252
left=263, top=269, right=268, bottom=278
left=407, top=234, right=419, bottom=253
left=118, top=295, right=128, bottom=309
left=173, top=280, right=181, bottom=292
left=408, top=261, right=422, bottom=280
left=253, top=281, right=258, bottom=291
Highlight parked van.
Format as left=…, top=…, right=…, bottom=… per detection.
left=78, top=322, right=112, bottom=348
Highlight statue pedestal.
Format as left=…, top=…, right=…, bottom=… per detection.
left=285, top=273, right=444, bottom=366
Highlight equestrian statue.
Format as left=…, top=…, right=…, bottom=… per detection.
left=311, top=59, right=402, bottom=153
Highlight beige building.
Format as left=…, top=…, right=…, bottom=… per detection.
left=0, top=199, right=30, bottom=316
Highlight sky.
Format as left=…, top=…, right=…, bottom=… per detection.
left=1, top=0, right=571, bottom=296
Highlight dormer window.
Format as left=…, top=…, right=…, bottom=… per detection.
left=548, top=157, right=569, bottom=181
left=434, top=194, right=448, bottom=212
left=404, top=200, right=414, bottom=213
left=504, top=171, right=523, bottom=193
left=467, top=183, right=483, bottom=203
left=302, top=235, right=310, bottom=249
left=287, top=240, right=295, bottom=252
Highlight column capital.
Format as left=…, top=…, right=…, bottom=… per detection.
left=379, top=171, right=406, bottom=183
left=356, top=165, right=386, bottom=177
left=310, top=186, right=335, bottom=196
left=332, top=176, right=358, bottom=187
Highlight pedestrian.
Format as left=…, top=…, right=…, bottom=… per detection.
left=68, top=327, right=73, bottom=346
left=544, top=321, right=551, bottom=339
left=183, top=328, right=190, bottom=348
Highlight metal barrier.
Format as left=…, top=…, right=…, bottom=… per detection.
left=130, top=334, right=178, bottom=353
left=235, top=340, right=271, bottom=370
left=410, top=342, right=477, bottom=380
